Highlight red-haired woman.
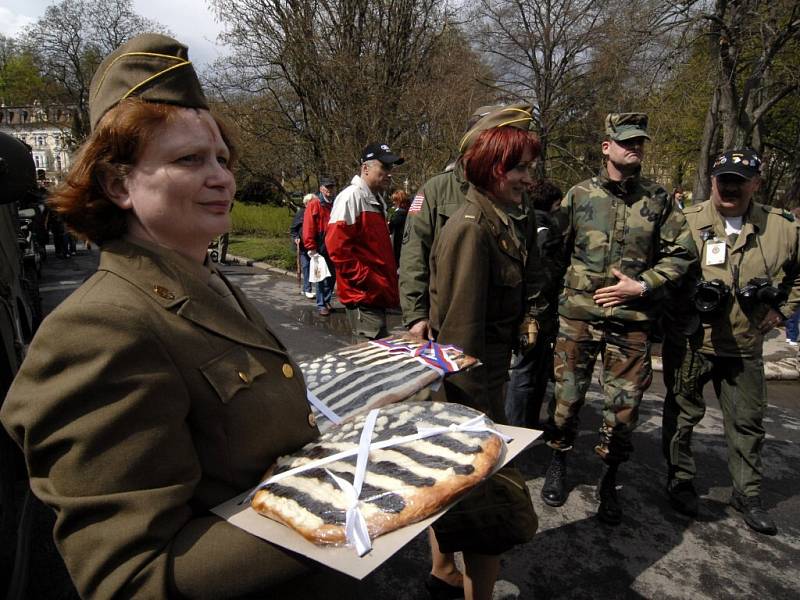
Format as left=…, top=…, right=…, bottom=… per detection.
left=1, top=34, right=321, bottom=599
left=425, top=125, right=542, bottom=599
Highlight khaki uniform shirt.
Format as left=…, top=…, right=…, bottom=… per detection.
left=1, top=239, right=319, bottom=599
left=683, top=200, right=800, bottom=357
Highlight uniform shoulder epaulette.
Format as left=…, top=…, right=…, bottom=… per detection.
left=682, top=204, right=703, bottom=214
left=461, top=203, right=483, bottom=222
left=761, top=205, right=795, bottom=221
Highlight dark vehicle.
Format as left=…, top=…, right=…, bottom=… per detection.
left=1, top=132, right=47, bottom=599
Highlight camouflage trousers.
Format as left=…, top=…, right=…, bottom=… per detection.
left=546, top=316, right=652, bottom=464
left=662, top=333, right=767, bottom=496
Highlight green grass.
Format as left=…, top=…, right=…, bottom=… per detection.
left=228, top=235, right=296, bottom=271
left=231, top=203, right=294, bottom=236
left=227, top=203, right=298, bottom=270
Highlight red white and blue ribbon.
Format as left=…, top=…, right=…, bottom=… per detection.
left=369, top=338, right=463, bottom=376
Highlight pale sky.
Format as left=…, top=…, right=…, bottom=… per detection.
left=0, top=0, right=226, bottom=68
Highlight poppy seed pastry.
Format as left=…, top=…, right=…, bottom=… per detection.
left=300, top=336, right=479, bottom=431
left=251, top=402, right=503, bottom=545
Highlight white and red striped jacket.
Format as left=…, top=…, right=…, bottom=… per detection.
left=325, top=175, right=399, bottom=308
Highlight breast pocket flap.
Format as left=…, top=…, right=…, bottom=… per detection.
left=201, top=346, right=267, bottom=404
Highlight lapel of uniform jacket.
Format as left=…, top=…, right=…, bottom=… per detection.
left=467, top=186, right=525, bottom=264
left=99, top=240, right=286, bottom=353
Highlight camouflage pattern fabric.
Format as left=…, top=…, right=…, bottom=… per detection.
left=558, top=168, right=696, bottom=323
left=547, top=316, right=652, bottom=464
left=661, top=333, right=767, bottom=496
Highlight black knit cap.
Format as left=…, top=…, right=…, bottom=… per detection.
left=89, top=33, right=208, bottom=131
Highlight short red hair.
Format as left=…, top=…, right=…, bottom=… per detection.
left=463, top=127, right=541, bottom=193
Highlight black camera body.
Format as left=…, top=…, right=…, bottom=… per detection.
left=694, top=279, right=731, bottom=314
left=737, top=277, right=787, bottom=311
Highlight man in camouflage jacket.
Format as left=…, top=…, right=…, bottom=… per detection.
left=541, top=113, right=697, bottom=525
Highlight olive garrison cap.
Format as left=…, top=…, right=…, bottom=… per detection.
left=605, top=112, right=651, bottom=141
left=89, top=33, right=208, bottom=131
left=458, top=103, right=534, bottom=153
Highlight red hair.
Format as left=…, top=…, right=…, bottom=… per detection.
left=51, top=98, right=237, bottom=244
left=463, top=127, right=541, bottom=193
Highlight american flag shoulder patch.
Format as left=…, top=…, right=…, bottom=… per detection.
left=409, top=192, right=425, bottom=214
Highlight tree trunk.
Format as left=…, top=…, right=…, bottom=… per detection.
left=694, top=88, right=719, bottom=202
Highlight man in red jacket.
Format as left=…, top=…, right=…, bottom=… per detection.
left=326, top=143, right=402, bottom=339
left=303, top=176, right=337, bottom=316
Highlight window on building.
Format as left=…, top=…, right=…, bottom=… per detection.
left=37, top=136, right=44, bottom=146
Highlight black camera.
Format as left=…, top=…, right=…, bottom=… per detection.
left=737, top=277, right=787, bottom=311
left=694, top=279, right=731, bottom=314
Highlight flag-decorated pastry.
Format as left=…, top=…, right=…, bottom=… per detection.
left=250, top=402, right=504, bottom=546
left=301, top=336, right=479, bottom=431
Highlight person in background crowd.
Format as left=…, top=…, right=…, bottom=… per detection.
left=0, top=34, right=325, bottom=599
left=291, top=193, right=315, bottom=299
left=504, top=179, right=564, bottom=428
left=662, top=149, right=800, bottom=535
left=673, top=186, right=686, bottom=210
left=303, top=176, right=337, bottom=316
left=326, top=143, right=402, bottom=340
left=427, top=120, right=541, bottom=600
left=785, top=207, right=800, bottom=346
left=388, top=189, right=410, bottom=266
left=541, top=112, right=696, bottom=525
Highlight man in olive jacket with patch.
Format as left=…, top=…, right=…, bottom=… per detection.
left=662, top=149, right=800, bottom=535
left=541, top=113, right=697, bottom=525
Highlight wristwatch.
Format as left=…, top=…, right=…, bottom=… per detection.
left=637, top=279, right=650, bottom=297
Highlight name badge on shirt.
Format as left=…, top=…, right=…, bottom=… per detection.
left=706, top=240, right=726, bottom=265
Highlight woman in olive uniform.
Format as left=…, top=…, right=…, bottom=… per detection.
left=0, top=34, right=321, bottom=599
left=427, top=125, right=541, bottom=600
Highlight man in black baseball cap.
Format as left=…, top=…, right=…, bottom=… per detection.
left=709, top=148, right=762, bottom=218
left=324, top=141, right=404, bottom=340
left=360, top=142, right=405, bottom=167
left=662, top=145, right=800, bottom=536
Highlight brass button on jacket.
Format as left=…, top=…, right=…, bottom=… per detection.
left=307, top=412, right=317, bottom=427
left=281, top=364, right=294, bottom=379
left=237, top=371, right=250, bottom=384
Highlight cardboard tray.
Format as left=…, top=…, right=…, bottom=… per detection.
left=212, top=424, right=541, bottom=579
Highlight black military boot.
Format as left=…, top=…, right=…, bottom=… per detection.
left=596, top=463, right=622, bottom=525
left=541, top=450, right=568, bottom=507
left=667, top=479, right=699, bottom=517
left=730, top=491, right=777, bottom=535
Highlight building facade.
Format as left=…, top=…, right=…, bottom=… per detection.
left=0, top=103, right=74, bottom=185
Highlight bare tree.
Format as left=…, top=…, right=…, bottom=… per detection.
left=693, top=0, right=800, bottom=200
left=208, top=0, right=491, bottom=195
left=469, top=0, right=699, bottom=183
left=23, top=0, right=165, bottom=141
